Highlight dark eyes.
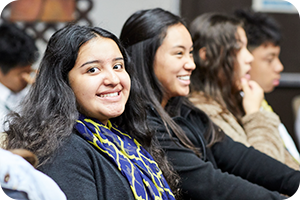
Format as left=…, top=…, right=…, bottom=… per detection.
left=87, top=63, right=124, bottom=74
left=113, top=64, right=123, bottom=70
left=175, top=50, right=193, bottom=56
left=87, top=67, right=99, bottom=73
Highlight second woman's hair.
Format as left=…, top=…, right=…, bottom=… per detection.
left=190, top=12, right=245, bottom=122
left=120, top=8, right=203, bottom=154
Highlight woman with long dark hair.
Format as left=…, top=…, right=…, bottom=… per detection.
left=4, top=24, right=177, bottom=200
left=189, top=12, right=299, bottom=170
left=120, top=8, right=300, bottom=200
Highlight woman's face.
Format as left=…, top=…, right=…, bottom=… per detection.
left=236, top=27, right=254, bottom=89
left=68, top=36, right=131, bottom=125
left=153, top=24, right=195, bottom=107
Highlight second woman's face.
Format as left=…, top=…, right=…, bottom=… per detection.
left=68, top=36, right=131, bottom=125
left=154, top=24, right=195, bottom=107
left=236, top=27, right=254, bottom=88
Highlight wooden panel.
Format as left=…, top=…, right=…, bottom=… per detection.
left=1, top=0, right=93, bottom=43
left=10, top=0, right=75, bottom=22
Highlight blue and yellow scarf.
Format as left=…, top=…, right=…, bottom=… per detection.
left=75, top=114, right=175, bottom=200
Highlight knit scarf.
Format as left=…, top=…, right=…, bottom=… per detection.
left=75, top=114, right=175, bottom=200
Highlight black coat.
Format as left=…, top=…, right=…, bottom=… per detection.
left=147, top=105, right=299, bottom=200
left=39, top=132, right=135, bottom=200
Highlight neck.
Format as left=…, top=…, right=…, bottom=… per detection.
left=161, top=96, right=170, bottom=109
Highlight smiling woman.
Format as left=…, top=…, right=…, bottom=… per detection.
left=153, top=23, right=195, bottom=108
left=68, top=36, right=130, bottom=125
left=3, top=24, right=177, bottom=200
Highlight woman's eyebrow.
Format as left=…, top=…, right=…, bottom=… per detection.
left=80, top=57, right=124, bottom=68
left=114, top=57, right=124, bottom=61
left=80, top=60, right=100, bottom=68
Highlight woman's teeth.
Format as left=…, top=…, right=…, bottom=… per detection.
left=100, top=92, right=118, bottom=98
left=178, top=76, right=190, bottom=80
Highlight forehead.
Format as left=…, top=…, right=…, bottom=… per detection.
left=8, top=65, right=32, bottom=75
left=161, top=24, right=193, bottom=47
left=252, top=43, right=281, bottom=56
left=76, top=36, right=122, bottom=62
left=236, top=27, right=247, bottom=43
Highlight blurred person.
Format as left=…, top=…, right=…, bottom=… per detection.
left=0, top=23, right=38, bottom=134
left=235, top=8, right=300, bottom=164
left=0, top=148, right=66, bottom=200
left=189, top=12, right=299, bottom=170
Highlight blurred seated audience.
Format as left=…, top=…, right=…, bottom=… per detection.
left=234, top=8, right=300, bottom=165
left=189, top=12, right=299, bottom=169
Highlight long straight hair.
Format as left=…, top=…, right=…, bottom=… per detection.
left=190, top=13, right=245, bottom=123
left=120, top=8, right=222, bottom=153
left=4, top=25, right=176, bottom=189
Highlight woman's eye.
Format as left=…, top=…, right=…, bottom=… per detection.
left=87, top=67, right=99, bottom=73
left=113, top=64, right=123, bottom=70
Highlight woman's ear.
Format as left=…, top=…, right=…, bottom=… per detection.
left=199, top=47, right=206, bottom=60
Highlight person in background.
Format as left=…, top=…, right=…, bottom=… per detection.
left=0, top=23, right=38, bottom=134
left=3, top=24, right=177, bottom=200
left=0, top=148, right=66, bottom=200
left=234, top=8, right=300, bottom=165
left=189, top=12, right=299, bottom=170
left=120, top=7, right=300, bottom=200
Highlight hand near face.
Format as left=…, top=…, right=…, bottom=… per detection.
left=241, top=78, right=264, bottom=115
left=21, top=69, right=37, bottom=85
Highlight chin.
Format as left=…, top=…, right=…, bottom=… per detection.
left=110, top=108, right=126, bottom=118
left=264, top=86, right=275, bottom=93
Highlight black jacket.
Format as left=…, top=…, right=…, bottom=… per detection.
left=39, top=132, right=135, bottom=200
left=147, top=105, right=299, bottom=200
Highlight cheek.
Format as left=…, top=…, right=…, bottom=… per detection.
left=70, top=78, right=92, bottom=101
left=123, top=73, right=131, bottom=92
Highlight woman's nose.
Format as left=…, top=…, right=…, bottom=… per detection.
left=103, top=69, right=120, bottom=86
left=184, top=58, right=196, bottom=71
left=246, top=49, right=254, bottom=63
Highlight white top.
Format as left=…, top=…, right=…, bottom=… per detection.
left=0, top=148, right=66, bottom=200
left=295, top=107, right=300, bottom=150
left=0, top=82, right=29, bottom=133
left=260, top=99, right=300, bottom=163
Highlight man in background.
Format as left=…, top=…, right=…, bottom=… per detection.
left=235, top=8, right=300, bottom=165
left=0, top=23, right=38, bottom=133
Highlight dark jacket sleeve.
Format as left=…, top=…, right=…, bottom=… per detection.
left=211, top=134, right=300, bottom=196
left=148, top=115, right=291, bottom=200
